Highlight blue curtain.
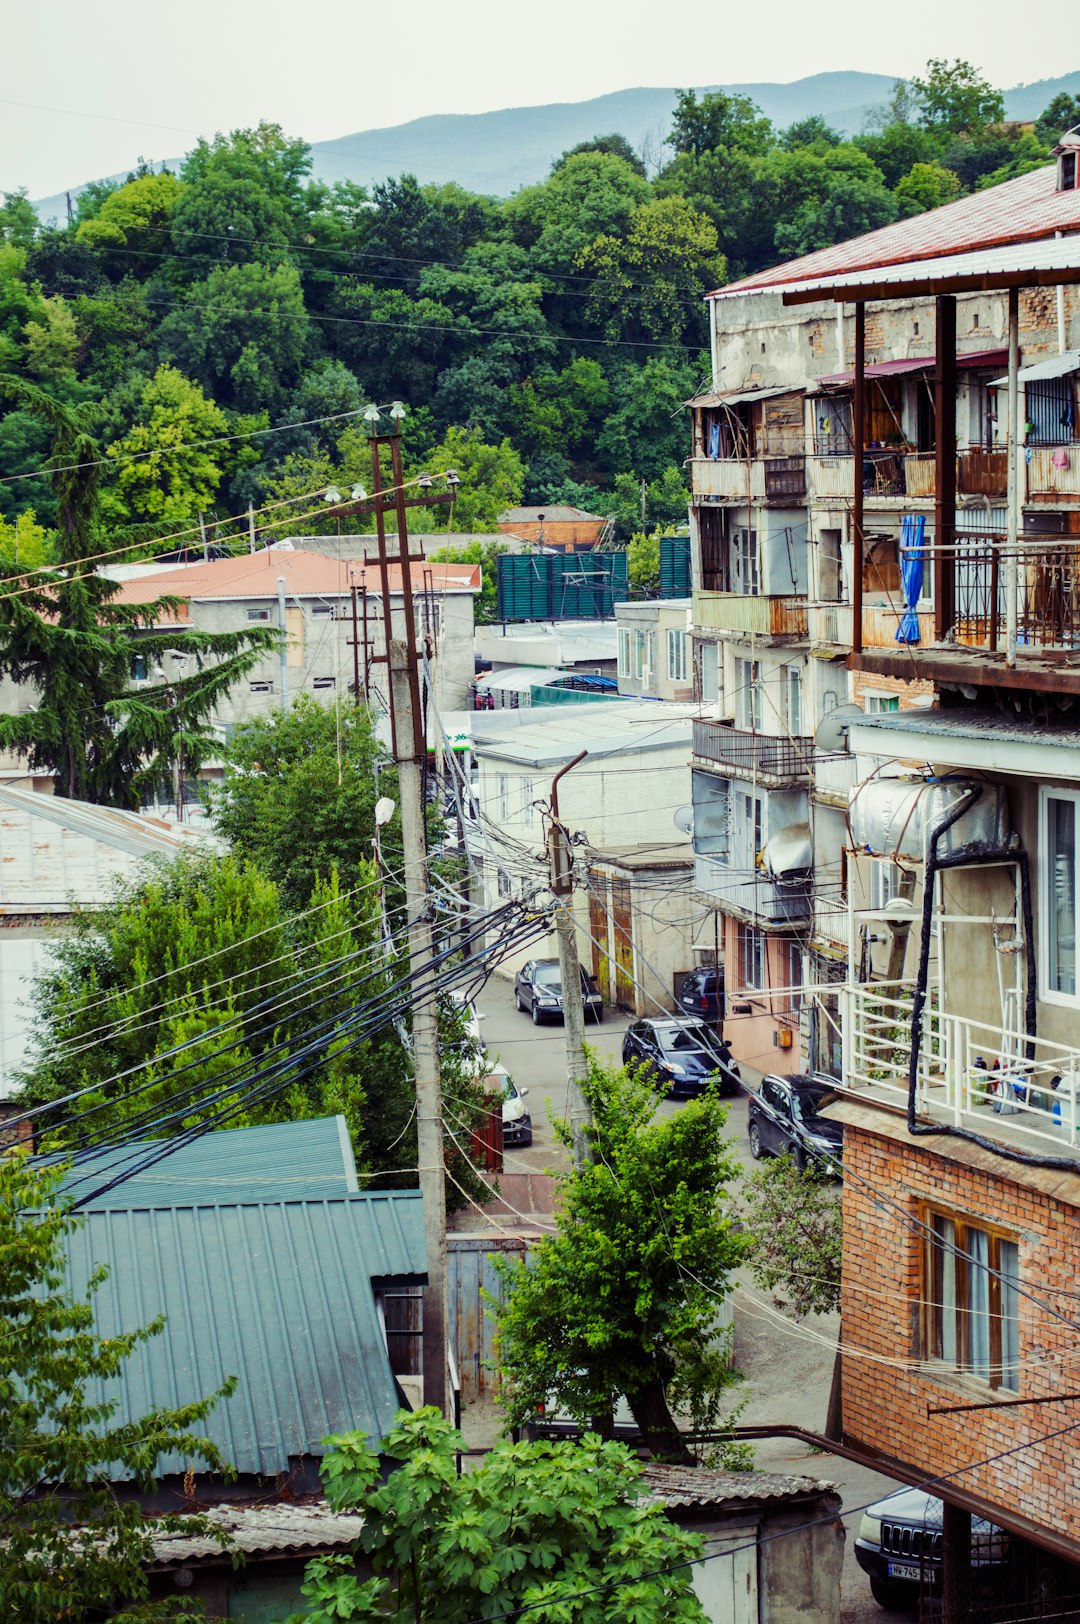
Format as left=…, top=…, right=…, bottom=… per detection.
left=896, top=513, right=926, bottom=644
left=708, top=422, right=721, bottom=459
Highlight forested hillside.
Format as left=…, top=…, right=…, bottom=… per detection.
left=2, top=63, right=1077, bottom=561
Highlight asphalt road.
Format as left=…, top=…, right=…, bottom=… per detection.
left=474, top=970, right=909, bottom=1624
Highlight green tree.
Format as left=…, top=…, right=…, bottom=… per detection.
left=761, top=144, right=897, bottom=261
left=0, top=1154, right=233, bottom=1624
left=577, top=195, right=724, bottom=345
left=428, top=536, right=508, bottom=623
left=855, top=122, right=942, bottom=190
left=555, top=132, right=647, bottom=176
left=667, top=88, right=774, bottom=160
left=504, top=151, right=649, bottom=280
left=159, top=258, right=310, bottom=413
left=0, top=508, right=53, bottom=569
left=75, top=169, right=183, bottom=276
left=1035, top=92, right=1080, bottom=145
left=416, top=425, right=524, bottom=531
left=626, top=531, right=660, bottom=593
left=21, top=295, right=79, bottom=381
left=894, top=160, right=964, bottom=217
left=0, top=189, right=39, bottom=249
left=213, top=696, right=403, bottom=911
left=100, top=363, right=228, bottom=528
left=595, top=356, right=699, bottom=485
left=781, top=115, right=842, bottom=150
left=909, top=58, right=1005, bottom=135
left=741, top=1156, right=842, bottom=1318
left=170, top=122, right=313, bottom=269
left=298, top=1407, right=708, bottom=1624
left=493, top=1053, right=746, bottom=1461
left=0, top=381, right=274, bottom=804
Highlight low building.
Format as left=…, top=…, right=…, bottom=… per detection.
left=474, top=620, right=617, bottom=679
left=586, top=843, right=707, bottom=1015
left=615, top=598, right=693, bottom=702
left=497, top=504, right=608, bottom=550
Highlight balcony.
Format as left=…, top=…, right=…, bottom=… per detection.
left=812, top=895, right=849, bottom=949
left=958, top=447, right=1007, bottom=497
left=813, top=752, right=859, bottom=803
left=692, top=590, right=808, bottom=640
left=1028, top=446, right=1080, bottom=500
left=764, top=455, right=806, bottom=500
left=860, top=603, right=935, bottom=648
left=808, top=602, right=854, bottom=650
left=838, top=981, right=1080, bottom=1163
left=693, top=719, right=815, bottom=785
left=809, top=456, right=853, bottom=500
left=691, top=458, right=764, bottom=501
left=694, top=853, right=811, bottom=924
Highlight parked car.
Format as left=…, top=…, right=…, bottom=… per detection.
left=524, top=1391, right=639, bottom=1442
left=485, top=1061, right=533, bottom=1148
left=854, top=1485, right=1009, bottom=1610
left=676, top=966, right=724, bottom=1022
left=621, top=1018, right=741, bottom=1097
left=513, top=959, right=603, bottom=1025
left=747, top=1072, right=843, bottom=1171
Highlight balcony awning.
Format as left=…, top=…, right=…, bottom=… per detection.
left=988, top=348, right=1080, bottom=387
left=848, top=707, right=1080, bottom=779
left=686, top=384, right=804, bottom=408
left=817, top=350, right=1008, bottom=388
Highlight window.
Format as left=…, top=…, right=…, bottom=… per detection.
left=313, top=676, right=336, bottom=690
left=699, top=641, right=720, bottom=704
left=869, top=860, right=903, bottom=912
left=1042, top=789, right=1079, bottom=1001
left=618, top=627, right=631, bottom=678
left=733, top=790, right=764, bottom=875
left=631, top=629, right=656, bottom=681
left=733, top=527, right=759, bottom=596
left=739, top=924, right=765, bottom=991
left=130, top=653, right=149, bottom=682
left=247, top=608, right=271, bottom=622
left=786, top=667, right=803, bottom=736
left=924, top=1209, right=1019, bottom=1392
left=250, top=680, right=274, bottom=694
left=865, top=691, right=900, bottom=714
left=521, top=777, right=535, bottom=830
left=311, top=604, right=334, bottom=619
left=497, top=773, right=510, bottom=823
left=735, top=658, right=761, bottom=731
left=667, top=628, right=687, bottom=683
left=785, top=940, right=802, bottom=1012
left=1061, top=150, right=1077, bottom=192
left=496, top=868, right=514, bottom=899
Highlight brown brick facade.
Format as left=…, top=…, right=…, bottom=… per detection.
left=840, top=1120, right=1080, bottom=1552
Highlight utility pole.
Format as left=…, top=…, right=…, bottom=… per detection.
left=549, top=751, right=592, bottom=1171
left=389, top=635, right=449, bottom=1419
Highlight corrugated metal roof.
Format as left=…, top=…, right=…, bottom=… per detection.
left=62, top=1191, right=426, bottom=1477
left=147, top=1501, right=363, bottom=1565
left=475, top=701, right=696, bottom=768
left=112, top=550, right=480, bottom=612
left=816, top=350, right=1007, bottom=386
left=499, top=505, right=604, bottom=523
left=988, top=348, right=1080, bottom=386
left=47, top=1117, right=359, bottom=1210
left=769, top=233, right=1080, bottom=307
left=713, top=164, right=1080, bottom=299
left=474, top=666, right=566, bottom=693
left=685, top=384, right=802, bottom=408
left=641, top=1463, right=837, bottom=1507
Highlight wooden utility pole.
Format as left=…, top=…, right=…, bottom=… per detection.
left=548, top=751, right=592, bottom=1171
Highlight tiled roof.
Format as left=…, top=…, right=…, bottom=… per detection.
left=46, top=1116, right=359, bottom=1210
left=61, top=1192, right=427, bottom=1477
left=112, top=549, right=480, bottom=608
left=714, top=165, right=1080, bottom=299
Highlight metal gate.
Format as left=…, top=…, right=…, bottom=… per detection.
left=611, top=878, right=636, bottom=1011
left=588, top=880, right=612, bottom=1002
left=448, top=1235, right=529, bottom=1403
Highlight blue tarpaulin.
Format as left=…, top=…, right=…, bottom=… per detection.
left=895, top=513, right=926, bottom=644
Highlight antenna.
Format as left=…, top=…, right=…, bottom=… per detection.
left=673, top=805, right=695, bottom=837
left=815, top=702, right=863, bottom=755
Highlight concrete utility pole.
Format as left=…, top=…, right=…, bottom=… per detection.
left=548, top=751, right=593, bottom=1171
left=389, top=636, right=450, bottom=1419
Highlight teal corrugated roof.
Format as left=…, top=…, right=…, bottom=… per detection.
left=45, top=1116, right=359, bottom=1209
left=62, top=1192, right=426, bottom=1477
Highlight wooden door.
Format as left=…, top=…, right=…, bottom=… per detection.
left=611, top=878, right=635, bottom=1011
left=589, top=879, right=611, bottom=1003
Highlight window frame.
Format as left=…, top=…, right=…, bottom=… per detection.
left=667, top=627, right=687, bottom=684
left=246, top=607, right=272, bottom=623
left=618, top=626, right=631, bottom=679
left=921, top=1202, right=1020, bottom=1393
left=1039, top=786, right=1080, bottom=1007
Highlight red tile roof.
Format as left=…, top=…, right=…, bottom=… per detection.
left=713, top=165, right=1080, bottom=300
left=113, top=550, right=481, bottom=609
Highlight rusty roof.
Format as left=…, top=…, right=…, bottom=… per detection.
left=713, top=165, right=1080, bottom=300
left=111, top=549, right=480, bottom=610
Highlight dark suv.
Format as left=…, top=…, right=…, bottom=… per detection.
left=854, top=1486, right=1008, bottom=1610
left=676, top=966, right=724, bottom=1022
left=513, top=959, right=604, bottom=1025
left=747, top=1072, right=843, bottom=1173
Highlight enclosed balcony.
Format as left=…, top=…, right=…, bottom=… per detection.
left=692, top=590, right=808, bottom=640
left=693, top=719, right=815, bottom=786
left=694, top=853, right=811, bottom=924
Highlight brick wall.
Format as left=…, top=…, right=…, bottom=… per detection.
left=840, top=1122, right=1080, bottom=1546
left=850, top=672, right=936, bottom=709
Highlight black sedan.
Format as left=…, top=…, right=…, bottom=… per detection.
left=748, top=1072, right=843, bottom=1172
left=621, top=1017, right=741, bottom=1097
left=513, top=959, right=604, bottom=1025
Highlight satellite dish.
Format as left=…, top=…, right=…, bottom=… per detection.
left=673, top=805, right=695, bottom=838
left=815, top=702, right=864, bottom=755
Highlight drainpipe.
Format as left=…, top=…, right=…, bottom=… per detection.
left=277, top=575, right=289, bottom=707
left=709, top=296, right=720, bottom=390
left=1005, top=289, right=1020, bottom=668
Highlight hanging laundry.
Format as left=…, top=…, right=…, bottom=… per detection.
left=1052, top=448, right=1070, bottom=470
left=895, top=513, right=926, bottom=646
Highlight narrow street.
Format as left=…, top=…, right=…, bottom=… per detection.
left=475, top=968, right=908, bottom=1624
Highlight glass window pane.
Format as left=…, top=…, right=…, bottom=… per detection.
left=1048, top=797, right=1077, bottom=996
left=1000, top=1239, right=1020, bottom=1393
left=933, top=1215, right=957, bottom=1363
left=967, top=1227, right=991, bottom=1380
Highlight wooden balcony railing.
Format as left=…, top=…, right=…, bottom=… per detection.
left=693, top=720, right=815, bottom=783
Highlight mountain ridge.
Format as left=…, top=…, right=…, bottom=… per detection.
left=32, top=69, right=1080, bottom=223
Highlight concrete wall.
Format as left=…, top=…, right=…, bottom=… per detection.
left=587, top=858, right=705, bottom=1014
left=616, top=600, right=693, bottom=702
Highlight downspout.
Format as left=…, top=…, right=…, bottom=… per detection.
left=1005, top=289, right=1020, bottom=668
left=905, top=790, right=1070, bottom=1170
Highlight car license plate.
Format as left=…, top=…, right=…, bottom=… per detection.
left=887, top=1563, right=922, bottom=1582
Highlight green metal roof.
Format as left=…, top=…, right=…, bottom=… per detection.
left=62, top=1192, right=426, bottom=1478
left=46, top=1116, right=359, bottom=1210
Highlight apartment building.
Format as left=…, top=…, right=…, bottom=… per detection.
left=687, top=134, right=1080, bottom=1081
left=687, top=132, right=1080, bottom=1593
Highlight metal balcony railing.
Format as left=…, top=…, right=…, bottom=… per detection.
left=693, top=720, right=815, bottom=783
left=692, top=591, right=808, bottom=639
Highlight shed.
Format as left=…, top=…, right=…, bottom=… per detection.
left=587, top=842, right=705, bottom=1015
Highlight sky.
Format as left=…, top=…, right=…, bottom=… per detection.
left=5, top=0, right=1077, bottom=199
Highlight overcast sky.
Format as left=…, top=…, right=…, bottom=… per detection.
left=5, top=0, right=1075, bottom=199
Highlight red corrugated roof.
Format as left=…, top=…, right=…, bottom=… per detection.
left=712, top=165, right=1080, bottom=300
left=816, top=348, right=1007, bottom=385
left=113, top=550, right=481, bottom=609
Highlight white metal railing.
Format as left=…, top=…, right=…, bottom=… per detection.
left=814, top=752, right=858, bottom=799
left=812, top=896, right=849, bottom=948
left=839, top=983, right=1080, bottom=1154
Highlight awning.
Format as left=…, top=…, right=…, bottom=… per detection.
left=685, top=384, right=805, bottom=408
left=475, top=665, right=565, bottom=693
left=989, top=348, right=1080, bottom=387
left=817, top=350, right=1007, bottom=388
